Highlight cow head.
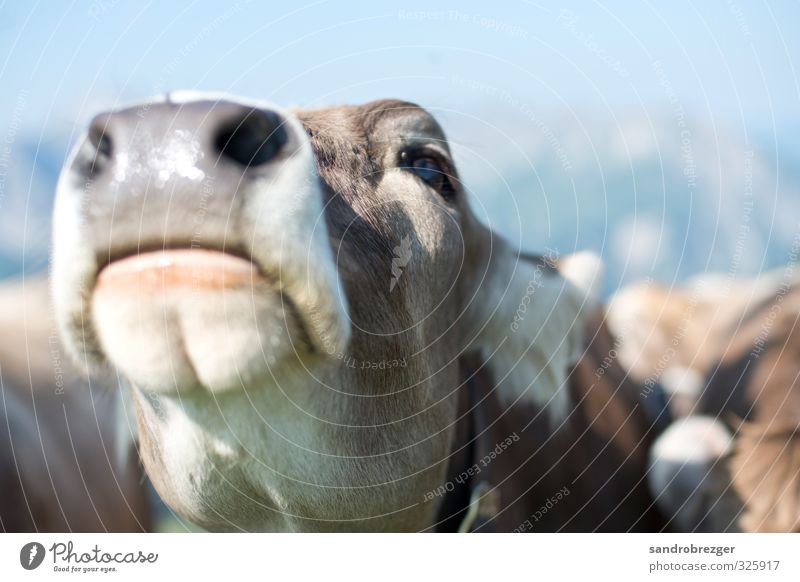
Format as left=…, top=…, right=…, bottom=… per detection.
left=52, top=94, right=597, bottom=531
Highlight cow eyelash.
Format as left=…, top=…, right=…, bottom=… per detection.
left=399, top=149, right=457, bottom=201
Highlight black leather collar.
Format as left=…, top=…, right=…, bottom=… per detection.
left=434, top=355, right=498, bottom=533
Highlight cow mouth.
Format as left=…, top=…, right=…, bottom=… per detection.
left=96, top=248, right=264, bottom=294
left=90, top=247, right=317, bottom=394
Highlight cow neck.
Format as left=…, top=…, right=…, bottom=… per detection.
left=434, top=313, right=674, bottom=533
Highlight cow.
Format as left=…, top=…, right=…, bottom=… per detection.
left=0, top=276, right=151, bottom=532
left=51, top=94, right=668, bottom=532
left=608, top=273, right=800, bottom=532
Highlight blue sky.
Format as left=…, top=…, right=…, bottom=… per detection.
left=0, top=1, right=799, bottom=284
left=1, top=0, right=798, bottom=138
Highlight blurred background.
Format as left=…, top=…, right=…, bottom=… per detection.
left=1, top=0, right=799, bottom=534
left=1, top=0, right=799, bottom=292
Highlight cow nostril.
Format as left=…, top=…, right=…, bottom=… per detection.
left=214, top=109, right=288, bottom=168
left=89, top=127, right=112, bottom=158
left=76, top=119, right=114, bottom=178
left=86, top=122, right=113, bottom=174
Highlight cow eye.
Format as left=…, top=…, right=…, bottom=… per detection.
left=400, top=151, right=456, bottom=200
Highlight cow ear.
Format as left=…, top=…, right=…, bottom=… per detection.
left=464, top=241, right=603, bottom=418
left=556, top=251, right=604, bottom=306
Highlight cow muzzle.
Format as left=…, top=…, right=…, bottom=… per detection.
left=52, top=93, right=350, bottom=394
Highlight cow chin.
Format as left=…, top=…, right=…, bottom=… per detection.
left=91, top=249, right=314, bottom=394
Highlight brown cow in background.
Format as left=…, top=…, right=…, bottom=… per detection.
left=608, top=270, right=800, bottom=532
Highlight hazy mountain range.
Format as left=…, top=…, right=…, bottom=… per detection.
left=445, top=109, right=800, bottom=294
left=2, top=110, right=798, bottom=296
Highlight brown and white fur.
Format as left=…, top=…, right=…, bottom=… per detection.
left=609, top=273, right=800, bottom=532
left=51, top=94, right=665, bottom=532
